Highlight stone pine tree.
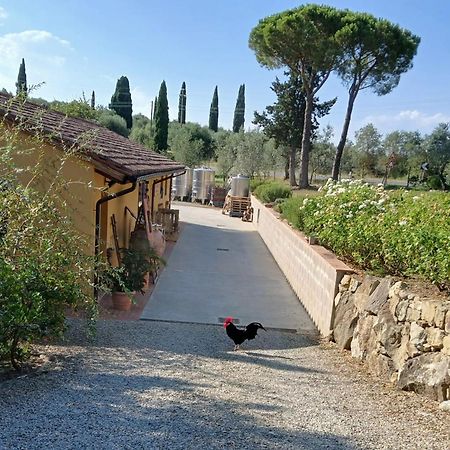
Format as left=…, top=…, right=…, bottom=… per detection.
left=109, top=76, right=133, bottom=129
left=208, top=86, right=219, bottom=132
left=16, top=58, right=27, bottom=96
left=90, top=91, right=95, bottom=109
left=154, top=81, right=169, bottom=152
left=232, top=84, right=245, bottom=132
left=178, top=82, right=187, bottom=124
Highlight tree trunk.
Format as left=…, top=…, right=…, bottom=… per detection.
left=299, top=91, right=314, bottom=188
left=332, top=89, right=357, bottom=181
left=289, top=146, right=297, bottom=186
left=284, top=158, right=289, bottom=180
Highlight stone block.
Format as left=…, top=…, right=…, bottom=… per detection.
left=395, top=299, right=410, bottom=322
left=443, top=335, right=450, bottom=356
left=367, top=351, right=396, bottom=383
left=334, top=292, right=342, bottom=307
left=425, top=327, right=445, bottom=350
left=351, top=314, right=376, bottom=360
left=397, top=353, right=450, bottom=402
left=349, top=278, right=361, bottom=293
left=410, top=322, right=427, bottom=348
left=388, top=281, right=407, bottom=299
left=365, top=278, right=393, bottom=315
left=333, top=291, right=358, bottom=350
left=406, top=302, right=422, bottom=322
left=435, top=302, right=450, bottom=329
left=446, top=311, right=450, bottom=334
left=339, top=274, right=352, bottom=291
left=421, top=300, right=441, bottom=325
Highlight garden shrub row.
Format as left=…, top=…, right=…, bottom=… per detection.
left=279, top=179, right=450, bottom=290
left=253, top=180, right=292, bottom=203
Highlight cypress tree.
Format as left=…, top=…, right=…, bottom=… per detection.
left=109, top=76, right=133, bottom=129
left=16, top=58, right=27, bottom=96
left=232, top=84, right=245, bottom=132
left=208, top=86, right=219, bottom=132
left=91, top=90, right=95, bottom=109
left=154, top=81, right=169, bottom=152
left=178, top=81, right=187, bottom=124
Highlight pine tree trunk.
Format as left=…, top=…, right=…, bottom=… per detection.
left=332, top=90, right=357, bottom=181
left=299, top=91, right=314, bottom=188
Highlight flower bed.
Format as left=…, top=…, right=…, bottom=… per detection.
left=279, top=180, right=450, bottom=290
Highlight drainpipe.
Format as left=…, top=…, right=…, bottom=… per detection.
left=94, top=181, right=137, bottom=298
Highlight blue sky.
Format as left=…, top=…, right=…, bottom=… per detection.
left=1, top=1, right=449, bottom=141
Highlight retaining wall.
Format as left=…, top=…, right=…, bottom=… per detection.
left=251, top=195, right=353, bottom=335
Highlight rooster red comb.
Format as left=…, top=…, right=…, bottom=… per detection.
left=223, top=316, right=234, bottom=328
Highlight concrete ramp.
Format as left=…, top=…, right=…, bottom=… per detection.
left=141, top=203, right=316, bottom=332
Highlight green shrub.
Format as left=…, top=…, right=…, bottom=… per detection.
left=254, top=181, right=292, bottom=203
left=0, top=119, right=97, bottom=370
left=98, top=111, right=130, bottom=137
left=250, top=178, right=268, bottom=192
left=287, top=179, right=450, bottom=289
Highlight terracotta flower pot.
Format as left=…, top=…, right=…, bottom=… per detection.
left=111, top=291, right=133, bottom=311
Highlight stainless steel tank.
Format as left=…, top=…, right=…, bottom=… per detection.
left=172, top=168, right=193, bottom=198
left=192, top=167, right=215, bottom=201
left=230, top=174, right=250, bottom=197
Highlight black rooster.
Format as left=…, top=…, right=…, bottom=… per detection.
left=223, top=316, right=266, bottom=351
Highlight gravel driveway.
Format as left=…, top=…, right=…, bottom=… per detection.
left=1, top=319, right=449, bottom=450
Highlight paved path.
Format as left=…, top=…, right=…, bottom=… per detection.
left=1, top=320, right=448, bottom=450
left=141, top=203, right=316, bottom=332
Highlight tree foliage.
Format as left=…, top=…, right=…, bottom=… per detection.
left=97, top=109, right=129, bottom=137
left=178, top=81, right=187, bottom=124
left=168, top=122, right=214, bottom=167
left=209, top=86, right=219, bottom=132
left=331, top=11, right=420, bottom=179
left=232, top=84, right=245, bottom=132
left=425, top=123, right=450, bottom=189
left=254, top=71, right=335, bottom=186
left=154, top=80, right=169, bottom=152
left=16, top=58, right=27, bottom=96
left=250, top=4, right=344, bottom=188
left=109, top=76, right=133, bottom=129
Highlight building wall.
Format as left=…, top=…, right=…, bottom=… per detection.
left=6, top=132, right=96, bottom=254
left=4, top=129, right=174, bottom=261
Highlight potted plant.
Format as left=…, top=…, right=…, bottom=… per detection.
left=102, top=248, right=161, bottom=311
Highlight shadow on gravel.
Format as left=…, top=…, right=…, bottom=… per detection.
left=0, top=358, right=360, bottom=450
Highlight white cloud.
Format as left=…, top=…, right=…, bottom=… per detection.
left=360, top=109, right=450, bottom=134
left=0, top=6, right=8, bottom=23
left=0, top=29, right=72, bottom=93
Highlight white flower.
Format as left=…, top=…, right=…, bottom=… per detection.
left=399, top=220, right=407, bottom=226
left=412, top=196, right=420, bottom=202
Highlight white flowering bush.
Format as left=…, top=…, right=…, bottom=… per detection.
left=280, top=179, right=450, bottom=289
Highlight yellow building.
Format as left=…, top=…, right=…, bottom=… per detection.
left=0, top=92, right=185, bottom=263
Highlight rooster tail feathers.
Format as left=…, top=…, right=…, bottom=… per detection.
left=244, top=322, right=266, bottom=340
left=247, top=322, right=266, bottom=331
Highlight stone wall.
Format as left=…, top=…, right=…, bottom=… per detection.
left=251, top=195, right=353, bottom=335
left=333, top=275, right=450, bottom=401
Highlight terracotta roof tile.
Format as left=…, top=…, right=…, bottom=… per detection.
left=0, top=92, right=185, bottom=182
